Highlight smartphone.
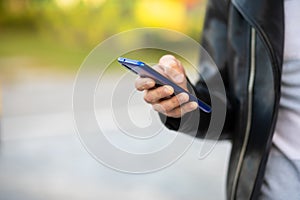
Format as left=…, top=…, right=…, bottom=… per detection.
left=118, top=57, right=211, bottom=113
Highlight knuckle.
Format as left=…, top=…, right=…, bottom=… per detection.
left=143, top=93, right=153, bottom=103
left=152, top=104, right=165, bottom=114
left=166, top=101, right=177, bottom=112
left=160, top=96, right=180, bottom=112
left=162, top=102, right=173, bottom=112
left=161, top=97, right=178, bottom=112
left=135, top=78, right=155, bottom=91
left=135, top=81, right=143, bottom=91
left=172, top=95, right=180, bottom=105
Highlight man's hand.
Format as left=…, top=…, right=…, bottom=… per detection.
left=135, top=55, right=198, bottom=118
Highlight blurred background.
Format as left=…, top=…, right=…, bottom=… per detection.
left=0, top=0, right=231, bottom=199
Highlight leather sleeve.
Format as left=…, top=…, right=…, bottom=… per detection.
left=160, top=0, right=234, bottom=140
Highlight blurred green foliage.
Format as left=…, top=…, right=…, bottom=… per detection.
left=0, top=0, right=207, bottom=71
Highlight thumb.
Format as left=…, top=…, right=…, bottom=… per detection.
left=159, top=55, right=185, bottom=82
left=158, top=55, right=187, bottom=88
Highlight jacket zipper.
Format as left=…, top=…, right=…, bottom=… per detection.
left=230, top=27, right=256, bottom=200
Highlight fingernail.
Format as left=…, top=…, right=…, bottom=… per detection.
left=174, top=74, right=184, bottom=83
left=178, top=93, right=188, bottom=103
left=164, top=86, right=173, bottom=94
left=169, top=60, right=177, bottom=67
left=190, top=102, right=198, bottom=110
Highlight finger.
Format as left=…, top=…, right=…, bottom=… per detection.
left=144, top=85, right=174, bottom=103
left=166, top=101, right=198, bottom=118
left=159, top=55, right=186, bottom=84
left=153, top=93, right=189, bottom=113
left=135, top=77, right=155, bottom=91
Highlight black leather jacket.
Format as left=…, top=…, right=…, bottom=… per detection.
left=162, top=0, right=284, bottom=199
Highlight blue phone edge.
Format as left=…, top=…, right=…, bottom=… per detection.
left=118, top=57, right=211, bottom=113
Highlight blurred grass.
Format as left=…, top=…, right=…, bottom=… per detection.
left=0, top=30, right=90, bottom=70
left=0, top=0, right=207, bottom=81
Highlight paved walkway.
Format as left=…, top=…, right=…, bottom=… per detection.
left=0, top=73, right=231, bottom=200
